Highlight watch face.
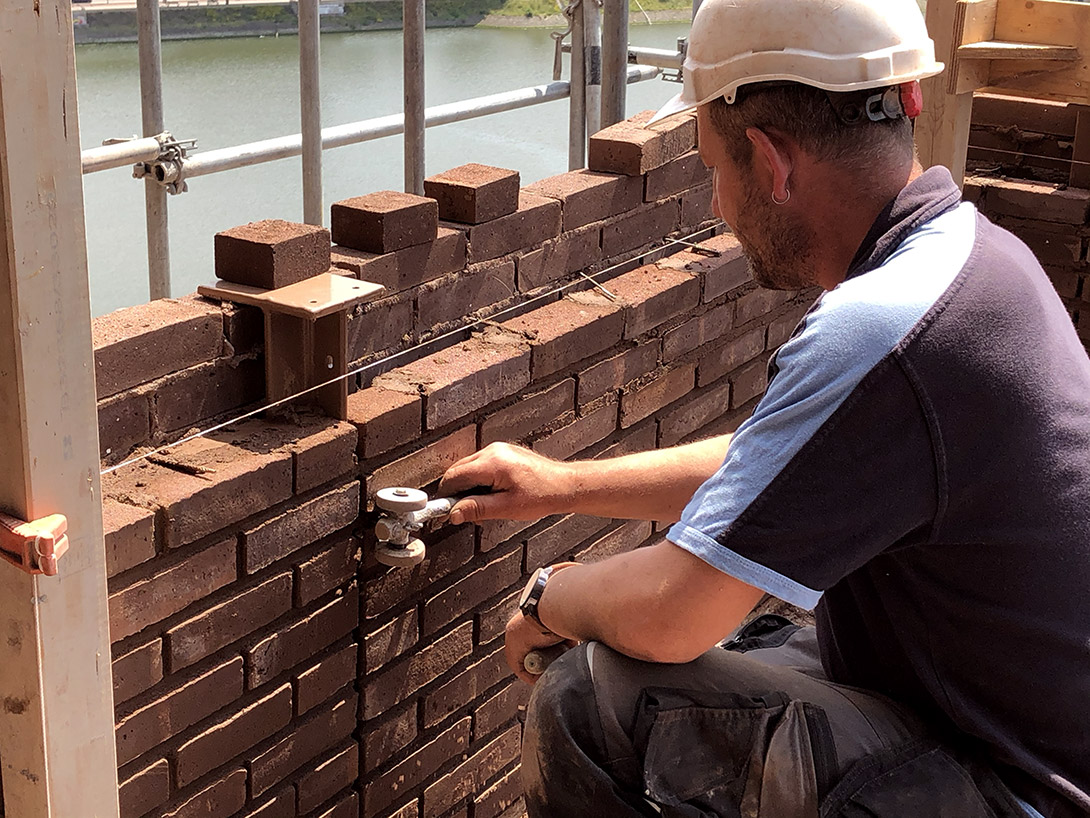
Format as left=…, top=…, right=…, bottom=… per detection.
left=519, top=568, right=544, bottom=609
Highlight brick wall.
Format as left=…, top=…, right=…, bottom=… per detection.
left=96, top=110, right=818, bottom=818
left=967, top=94, right=1090, bottom=347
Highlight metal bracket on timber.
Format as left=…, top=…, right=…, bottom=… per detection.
left=0, top=512, right=69, bottom=577
left=918, top=0, right=1088, bottom=185
left=199, top=273, right=384, bottom=419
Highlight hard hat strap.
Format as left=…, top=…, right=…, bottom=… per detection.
left=824, top=82, right=922, bottom=126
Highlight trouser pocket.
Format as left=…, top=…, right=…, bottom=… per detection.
left=633, top=688, right=838, bottom=818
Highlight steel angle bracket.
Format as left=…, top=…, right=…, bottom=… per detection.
left=132, top=131, right=197, bottom=195
left=0, top=511, right=69, bottom=577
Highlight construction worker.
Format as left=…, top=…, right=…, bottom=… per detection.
left=439, top=0, right=1090, bottom=814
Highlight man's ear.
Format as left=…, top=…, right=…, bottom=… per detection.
left=745, top=127, right=793, bottom=202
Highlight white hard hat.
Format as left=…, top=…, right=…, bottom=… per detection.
left=649, top=0, right=945, bottom=125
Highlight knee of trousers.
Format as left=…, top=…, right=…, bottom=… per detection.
left=524, top=642, right=598, bottom=749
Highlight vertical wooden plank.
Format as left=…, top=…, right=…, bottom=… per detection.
left=0, top=0, right=121, bottom=814
left=916, top=0, right=976, bottom=186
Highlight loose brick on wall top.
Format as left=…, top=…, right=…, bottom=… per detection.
left=331, top=190, right=439, bottom=255
left=93, top=297, right=224, bottom=399
left=424, top=163, right=521, bottom=225
left=589, top=110, right=697, bottom=176
left=214, top=219, right=332, bottom=291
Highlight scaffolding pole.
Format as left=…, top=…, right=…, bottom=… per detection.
left=0, top=0, right=120, bottom=815
left=584, top=0, right=602, bottom=137
left=299, top=0, right=323, bottom=225
left=568, top=2, right=587, bottom=169
left=600, top=0, right=627, bottom=127
left=404, top=0, right=426, bottom=194
left=137, top=0, right=171, bottom=299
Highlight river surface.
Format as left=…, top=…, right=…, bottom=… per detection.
left=76, top=22, right=692, bottom=316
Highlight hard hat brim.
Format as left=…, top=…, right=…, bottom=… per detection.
left=646, top=92, right=696, bottom=127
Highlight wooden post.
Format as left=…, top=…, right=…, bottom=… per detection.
left=916, top=0, right=976, bottom=186
left=0, top=0, right=121, bottom=815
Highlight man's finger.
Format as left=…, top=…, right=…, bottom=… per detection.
left=438, top=455, right=486, bottom=496
left=449, top=493, right=505, bottom=525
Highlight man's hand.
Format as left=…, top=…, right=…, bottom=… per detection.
left=505, top=611, right=572, bottom=685
left=439, top=443, right=575, bottom=524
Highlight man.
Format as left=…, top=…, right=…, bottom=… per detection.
left=438, top=0, right=1090, bottom=815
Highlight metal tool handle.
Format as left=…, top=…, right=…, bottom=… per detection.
left=524, top=644, right=568, bottom=676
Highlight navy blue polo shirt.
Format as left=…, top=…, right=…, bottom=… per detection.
left=669, top=167, right=1090, bottom=812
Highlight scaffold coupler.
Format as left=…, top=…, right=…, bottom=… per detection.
left=0, top=511, right=69, bottom=576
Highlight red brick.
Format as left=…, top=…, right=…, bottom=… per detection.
left=215, top=219, right=331, bottom=289
left=577, top=342, right=660, bottom=406
left=332, top=226, right=466, bottom=292
left=99, top=390, right=151, bottom=462
left=290, top=419, right=359, bottom=494
left=417, top=260, right=516, bottom=328
left=644, top=151, right=709, bottom=202
left=362, top=705, right=417, bottom=773
left=375, top=333, right=530, bottom=430
left=474, top=767, right=522, bottom=818
left=347, top=385, right=422, bottom=460
left=250, top=693, right=357, bottom=798
left=363, top=526, right=475, bottom=618
left=479, top=518, right=533, bottom=553
left=93, top=298, right=224, bottom=399
left=532, top=399, right=618, bottom=461
left=503, top=291, right=624, bottom=379
left=362, top=621, right=473, bottom=719
left=473, top=683, right=528, bottom=738
left=423, top=725, right=521, bottom=816
left=166, top=573, right=292, bottom=671
left=298, top=741, right=360, bottom=814
left=295, top=536, right=360, bottom=607
left=608, top=264, right=701, bottom=339
left=248, top=586, right=358, bottom=688
left=526, top=169, right=643, bottom=231
left=480, top=379, right=575, bottom=445
left=680, top=184, right=715, bottom=230
left=658, top=232, right=750, bottom=303
left=297, top=643, right=358, bottom=716
left=477, top=589, right=519, bottom=645
left=588, top=111, right=696, bottom=175
left=659, top=380, right=733, bottom=446
left=619, top=365, right=695, bottom=428
left=219, top=300, right=264, bottom=355
left=363, top=719, right=471, bottom=817
left=103, top=499, right=156, bottom=578
left=119, top=758, right=170, bottom=818
left=385, top=802, right=420, bottom=818
left=152, top=356, right=264, bottom=435
left=663, top=302, right=734, bottom=362
left=525, top=514, right=610, bottom=567
left=108, top=538, right=237, bottom=642
left=115, top=656, right=243, bottom=766
left=698, top=326, right=767, bottom=386
left=347, top=293, right=416, bottom=362
left=735, top=287, right=792, bottom=326
left=163, top=768, right=247, bottom=818
left=332, top=192, right=438, bottom=254
left=424, top=643, right=507, bottom=727
left=574, top=520, right=652, bottom=562
left=982, top=177, right=1090, bottom=224
left=175, top=683, right=293, bottom=787
left=515, top=226, right=602, bottom=291
left=242, top=481, right=360, bottom=573
left=601, top=201, right=679, bottom=258
left=767, top=302, right=811, bottom=348
left=364, top=608, right=419, bottom=672
left=731, top=357, right=770, bottom=407
left=448, top=191, right=561, bottom=264
left=422, top=545, right=522, bottom=636
left=425, top=164, right=520, bottom=224
left=316, top=792, right=360, bottom=818
left=102, top=433, right=294, bottom=550
left=239, top=788, right=296, bottom=818
left=113, top=639, right=164, bottom=705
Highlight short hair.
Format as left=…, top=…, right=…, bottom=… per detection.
left=707, top=82, right=915, bottom=174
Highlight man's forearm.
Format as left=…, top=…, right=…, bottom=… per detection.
left=563, top=434, right=732, bottom=523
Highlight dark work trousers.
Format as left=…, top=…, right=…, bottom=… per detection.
left=521, top=621, right=1032, bottom=818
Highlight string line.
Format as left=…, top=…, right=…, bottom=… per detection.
left=101, top=222, right=725, bottom=476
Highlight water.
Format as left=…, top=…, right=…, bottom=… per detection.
left=75, top=22, right=692, bottom=316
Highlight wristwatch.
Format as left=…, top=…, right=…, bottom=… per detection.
left=519, top=565, right=557, bottom=633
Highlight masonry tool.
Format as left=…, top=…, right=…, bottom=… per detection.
left=373, top=486, right=460, bottom=567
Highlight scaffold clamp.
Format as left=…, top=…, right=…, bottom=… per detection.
left=0, top=511, right=69, bottom=577
left=132, top=131, right=197, bottom=196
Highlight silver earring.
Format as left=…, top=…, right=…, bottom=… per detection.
left=772, top=188, right=791, bottom=206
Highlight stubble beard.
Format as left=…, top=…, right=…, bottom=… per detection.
left=732, top=181, right=818, bottom=291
